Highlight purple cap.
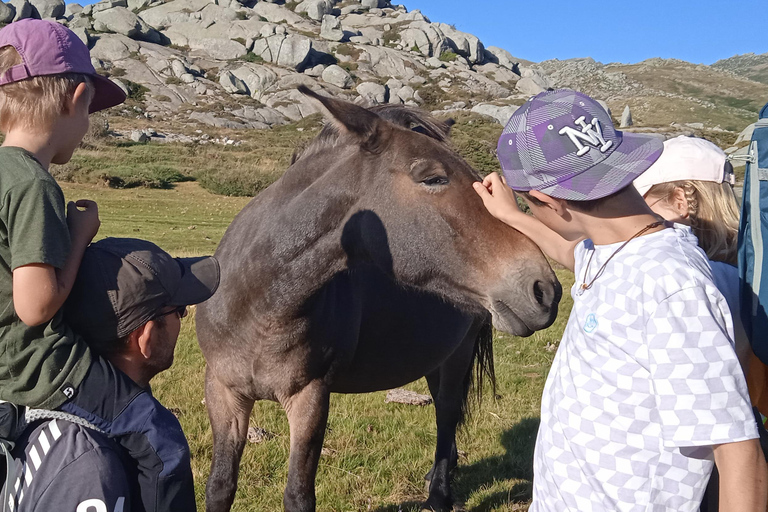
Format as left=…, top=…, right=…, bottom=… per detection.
left=0, top=19, right=126, bottom=113
left=497, top=89, right=663, bottom=201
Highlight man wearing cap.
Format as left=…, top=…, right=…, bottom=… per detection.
left=474, top=89, right=766, bottom=511
left=2, top=237, right=220, bottom=512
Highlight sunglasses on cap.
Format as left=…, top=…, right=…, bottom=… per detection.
left=153, top=306, right=188, bottom=322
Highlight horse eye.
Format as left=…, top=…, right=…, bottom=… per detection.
left=422, top=176, right=449, bottom=186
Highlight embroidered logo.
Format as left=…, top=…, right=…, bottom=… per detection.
left=584, top=313, right=598, bottom=333
left=559, top=116, right=613, bottom=156
left=62, top=384, right=75, bottom=400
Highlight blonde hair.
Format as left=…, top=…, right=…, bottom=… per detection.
left=0, top=45, right=93, bottom=133
left=647, top=180, right=740, bottom=265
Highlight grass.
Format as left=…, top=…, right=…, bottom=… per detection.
left=58, top=179, right=574, bottom=511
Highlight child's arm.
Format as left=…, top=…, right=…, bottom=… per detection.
left=714, top=438, right=767, bottom=511
left=473, top=173, right=580, bottom=271
left=13, top=200, right=99, bottom=326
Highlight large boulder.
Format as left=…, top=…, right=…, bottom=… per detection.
left=89, top=33, right=140, bottom=61
left=219, top=70, right=249, bottom=95
left=92, top=7, right=161, bottom=44
left=322, top=64, right=353, bottom=89
left=736, top=123, right=755, bottom=144
left=296, top=0, right=332, bottom=21
left=320, top=14, right=343, bottom=41
left=436, top=23, right=484, bottom=64
left=361, top=0, right=381, bottom=8
left=230, top=64, right=279, bottom=100
left=471, top=103, right=519, bottom=125
left=251, top=34, right=312, bottom=70
left=620, top=105, right=633, bottom=127
left=252, top=1, right=304, bottom=24
left=29, top=0, right=63, bottom=18
left=356, top=81, right=387, bottom=104
left=90, top=0, right=127, bottom=14
left=0, top=1, right=15, bottom=23
left=138, top=0, right=209, bottom=29
left=64, top=2, right=82, bottom=16
left=485, top=46, right=518, bottom=72
left=399, top=27, right=432, bottom=56
left=7, top=0, right=32, bottom=21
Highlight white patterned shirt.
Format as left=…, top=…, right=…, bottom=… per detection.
left=531, top=225, right=757, bottom=512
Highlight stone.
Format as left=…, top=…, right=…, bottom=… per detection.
left=485, top=46, right=518, bottom=72
left=356, top=81, right=386, bottom=104
left=303, top=64, right=324, bottom=77
left=92, top=7, right=161, bottom=44
left=471, top=103, right=519, bottom=125
left=71, top=26, right=91, bottom=46
left=736, top=123, right=755, bottom=144
left=251, top=34, right=312, bottom=70
left=68, top=12, right=92, bottom=29
left=321, top=64, right=353, bottom=89
left=219, top=70, right=249, bottom=95
left=515, top=75, right=546, bottom=96
left=126, top=0, right=150, bottom=11
left=7, top=0, right=32, bottom=21
left=348, top=35, right=371, bottom=45
left=170, top=59, right=187, bottom=77
left=89, top=34, right=140, bottom=61
left=396, top=85, right=414, bottom=102
left=91, top=0, right=127, bottom=14
left=620, top=105, right=633, bottom=128
left=230, top=64, right=278, bottom=100
left=64, top=2, right=82, bottom=16
left=399, top=27, right=431, bottom=56
left=436, top=23, right=484, bottom=64
left=361, top=0, right=381, bottom=8
left=302, top=0, right=331, bottom=21
left=0, top=1, right=15, bottom=23
left=320, top=14, right=343, bottom=41
left=180, top=73, right=195, bottom=84
left=29, top=0, right=63, bottom=18
left=110, top=77, right=129, bottom=96
left=130, top=130, right=149, bottom=143
left=384, top=388, right=432, bottom=406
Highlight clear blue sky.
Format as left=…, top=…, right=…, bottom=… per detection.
left=404, top=0, right=768, bottom=65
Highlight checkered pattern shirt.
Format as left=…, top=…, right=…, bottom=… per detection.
left=531, top=225, right=757, bottom=512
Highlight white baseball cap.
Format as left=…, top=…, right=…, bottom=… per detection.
left=633, top=135, right=735, bottom=196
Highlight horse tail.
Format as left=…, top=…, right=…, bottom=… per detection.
left=460, top=315, right=496, bottom=423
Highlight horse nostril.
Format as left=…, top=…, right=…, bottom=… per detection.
left=533, top=280, right=545, bottom=306
left=533, top=279, right=561, bottom=308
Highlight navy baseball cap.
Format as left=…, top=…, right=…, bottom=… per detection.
left=497, top=89, right=664, bottom=201
left=65, top=238, right=220, bottom=348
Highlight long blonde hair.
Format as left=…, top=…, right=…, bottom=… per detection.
left=647, top=180, right=740, bottom=265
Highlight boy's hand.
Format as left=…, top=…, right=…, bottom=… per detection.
left=473, top=172, right=523, bottom=224
left=67, top=199, right=100, bottom=245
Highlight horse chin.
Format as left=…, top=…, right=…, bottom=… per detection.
left=490, top=300, right=534, bottom=337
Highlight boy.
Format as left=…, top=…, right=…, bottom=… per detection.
left=0, top=19, right=196, bottom=511
left=473, top=89, right=766, bottom=511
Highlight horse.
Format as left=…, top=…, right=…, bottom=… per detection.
left=196, top=86, right=561, bottom=512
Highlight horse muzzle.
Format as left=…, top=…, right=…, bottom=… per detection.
left=487, top=264, right=561, bottom=336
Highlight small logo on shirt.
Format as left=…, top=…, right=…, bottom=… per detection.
left=61, top=383, right=75, bottom=400
left=584, top=314, right=598, bottom=333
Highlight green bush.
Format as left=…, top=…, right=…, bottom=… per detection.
left=439, top=51, right=459, bottom=62
left=242, top=52, right=264, bottom=63
left=195, top=168, right=282, bottom=197
left=165, top=76, right=183, bottom=85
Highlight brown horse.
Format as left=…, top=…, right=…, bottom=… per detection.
left=196, top=86, right=561, bottom=512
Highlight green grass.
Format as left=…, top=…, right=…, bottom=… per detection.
left=58, top=181, right=573, bottom=511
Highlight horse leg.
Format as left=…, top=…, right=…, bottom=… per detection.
left=423, top=324, right=481, bottom=512
left=423, top=372, right=458, bottom=485
left=282, top=380, right=331, bottom=512
left=205, top=367, right=255, bottom=512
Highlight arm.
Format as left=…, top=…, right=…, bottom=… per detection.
left=13, top=200, right=99, bottom=326
left=473, top=173, right=580, bottom=271
left=713, top=439, right=767, bottom=511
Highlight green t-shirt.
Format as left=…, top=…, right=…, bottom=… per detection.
left=0, top=147, right=91, bottom=409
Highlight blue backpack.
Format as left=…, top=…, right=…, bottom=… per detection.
left=737, top=101, right=768, bottom=365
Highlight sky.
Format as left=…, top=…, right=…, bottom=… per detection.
left=403, top=0, right=768, bottom=65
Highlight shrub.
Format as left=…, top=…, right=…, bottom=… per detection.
left=165, top=76, right=183, bottom=85
left=235, top=11, right=248, bottom=20
left=124, top=80, right=150, bottom=102
left=232, top=37, right=246, bottom=46
left=416, top=84, right=447, bottom=108
left=242, top=52, right=263, bottom=63
left=196, top=168, right=282, bottom=197
left=382, top=29, right=400, bottom=47
left=439, top=51, right=458, bottom=62
left=110, top=67, right=127, bottom=77
left=156, top=95, right=172, bottom=102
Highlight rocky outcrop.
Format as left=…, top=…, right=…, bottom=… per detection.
left=93, top=7, right=161, bottom=44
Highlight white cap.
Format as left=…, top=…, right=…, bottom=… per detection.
left=633, top=135, right=735, bottom=196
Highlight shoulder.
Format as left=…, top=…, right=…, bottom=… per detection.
left=7, top=419, right=130, bottom=510
left=636, top=225, right=717, bottom=291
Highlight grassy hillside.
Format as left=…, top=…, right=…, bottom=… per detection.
left=60, top=180, right=572, bottom=511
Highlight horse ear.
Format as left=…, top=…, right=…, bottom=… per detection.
left=299, top=85, right=390, bottom=151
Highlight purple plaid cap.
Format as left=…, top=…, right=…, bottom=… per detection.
left=497, top=89, right=663, bottom=200
left=0, top=19, right=126, bottom=113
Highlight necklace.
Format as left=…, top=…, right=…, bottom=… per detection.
left=580, top=219, right=666, bottom=291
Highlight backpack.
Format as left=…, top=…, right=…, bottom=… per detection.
left=737, top=101, right=768, bottom=365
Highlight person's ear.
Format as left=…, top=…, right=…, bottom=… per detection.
left=529, top=190, right=568, bottom=217
left=65, top=82, right=90, bottom=116
left=133, top=320, right=160, bottom=360
left=670, top=187, right=689, bottom=219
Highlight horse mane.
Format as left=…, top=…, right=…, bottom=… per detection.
left=291, top=104, right=454, bottom=165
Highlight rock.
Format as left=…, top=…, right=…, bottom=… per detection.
left=320, top=14, right=344, bottom=41
left=68, top=12, right=92, bottom=29
left=348, top=35, right=371, bottom=45
left=126, top=0, right=150, bottom=11
left=110, top=78, right=129, bottom=96
left=180, top=73, right=195, bottom=84
left=219, top=70, right=249, bottom=95
left=190, top=38, right=247, bottom=60
left=396, top=84, right=414, bottom=102
left=64, top=2, right=82, bottom=16
left=485, top=46, right=518, bottom=72
left=303, top=64, right=324, bottom=77
left=399, top=27, right=431, bottom=56
left=736, top=123, right=755, bottom=144
left=189, top=111, right=246, bottom=129
left=620, top=105, right=633, bottom=128
left=246, top=426, right=276, bottom=444
left=170, top=59, right=187, bottom=77
left=71, top=26, right=90, bottom=46
left=138, top=0, right=209, bottom=28
left=251, top=34, right=312, bottom=70
left=300, top=0, right=331, bottom=21
left=130, top=129, right=149, bottom=143
left=356, top=81, right=386, bottom=104
left=361, top=0, right=381, bottom=7
left=7, top=0, right=32, bottom=21
left=89, top=34, right=140, bottom=61
left=230, top=64, right=278, bottom=100
left=436, top=23, right=484, bottom=64
left=29, top=0, right=62, bottom=17
left=321, top=64, right=353, bottom=89
left=384, top=388, right=432, bottom=406
left=471, top=103, right=520, bottom=125
left=91, top=0, right=127, bottom=14
left=426, top=56, right=444, bottom=69
left=92, top=7, right=161, bottom=44
left=516, top=75, right=546, bottom=96
left=596, top=99, right=611, bottom=116
left=0, top=1, right=15, bottom=23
